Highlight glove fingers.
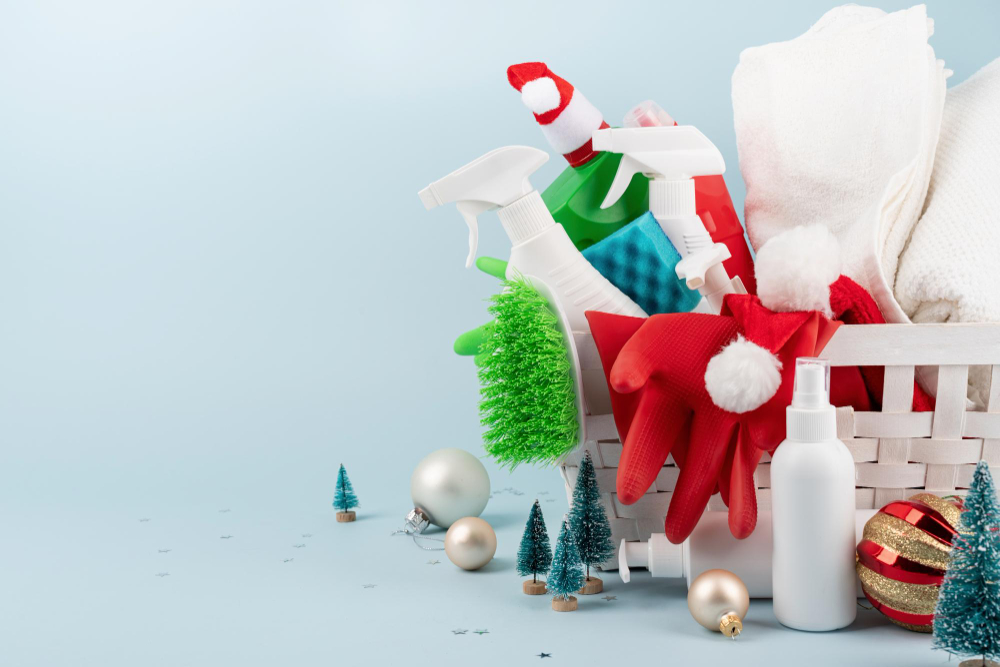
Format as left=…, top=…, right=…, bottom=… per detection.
left=616, top=390, right=690, bottom=505
left=727, top=427, right=764, bottom=539
left=665, top=416, right=737, bottom=544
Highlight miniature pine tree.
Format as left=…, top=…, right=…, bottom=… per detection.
left=478, top=275, right=578, bottom=468
left=933, top=461, right=1000, bottom=665
left=548, top=519, right=584, bottom=602
left=333, top=464, right=359, bottom=518
left=569, top=450, right=615, bottom=581
left=517, top=500, right=553, bottom=585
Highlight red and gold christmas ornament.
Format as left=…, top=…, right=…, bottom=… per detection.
left=856, top=493, right=963, bottom=632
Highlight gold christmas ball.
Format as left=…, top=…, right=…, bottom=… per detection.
left=444, top=517, right=497, bottom=570
left=687, top=569, right=750, bottom=638
left=856, top=493, right=962, bottom=632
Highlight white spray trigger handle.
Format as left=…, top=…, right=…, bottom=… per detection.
left=455, top=200, right=491, bottom=268
left=600, top=154, right=645, bottom=210
left=619, top=539, right=631, bottom=583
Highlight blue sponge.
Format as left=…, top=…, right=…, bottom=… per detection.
left=582, top=212, right=700, bottom=315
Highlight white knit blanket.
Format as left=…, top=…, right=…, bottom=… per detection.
left=895, top=58, right=1000, bottom=406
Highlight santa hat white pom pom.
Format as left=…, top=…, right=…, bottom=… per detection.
left=755, top=224, right=841, bottom=317
left=520, top=77, right=562, bottom=114
left=705, top=336, right=783, bottom=414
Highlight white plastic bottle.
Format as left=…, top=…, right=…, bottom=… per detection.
left=418, top=145, right=646, bottom=334
left=770, top=358, right=857, bottom=631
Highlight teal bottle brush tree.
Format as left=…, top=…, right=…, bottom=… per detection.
left=517, top=500, right=553, bottom=595
left=570, top=450, right=615, bottom=594
left=933, top=461, right=1000, bottom=666
left=549, top=518, right=585, bottom=612
left=478, top=275, right=579, bottom=468
left=334, top=464, right=359, bottom=523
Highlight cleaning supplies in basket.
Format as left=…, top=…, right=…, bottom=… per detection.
left=732, top=4, right=947, bottom=321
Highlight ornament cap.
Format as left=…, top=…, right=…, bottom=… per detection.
left=719, top=613, right=743, bottom=638
left=405, top=508, right=431, bottom=534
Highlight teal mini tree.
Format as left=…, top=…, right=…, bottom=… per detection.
left=548, top=519, right=585, bottom=611
left=569, top=450, right=615, bottom=591
left=334, top=464, right=359, bottom=522
left=934, top=461, right=1000, bottom=665
left=517, top=500, right=553, bottom=594
left=478, top=275, right=579, bottom=468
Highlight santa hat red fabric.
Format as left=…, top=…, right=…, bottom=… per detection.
left=507, top=62, right=608, bottom=167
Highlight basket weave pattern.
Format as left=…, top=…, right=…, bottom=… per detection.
left=560, top=323, right=1000, bottom=569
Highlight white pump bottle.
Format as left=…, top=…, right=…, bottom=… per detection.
left=770, top=358, right=857, bottom=630
left=591, top=102, right=746, bottom=314
left=418, top=146, right=646, bottom=334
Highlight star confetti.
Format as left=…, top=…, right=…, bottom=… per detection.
left=602, top=595, right=617, bottom=601
left=302, top=533, right=312, bottom=538
left=473, top=629, right=489, bottom=635
left=427, top=560, right=440, bottom=565
left=292, top=544, right=306, bottom=548
left=157, top=549, right=172, bottom=554
left=362, top=584, right=376, bottom=589
left=218, top=509, right=231, bottom=513
left=283, top=558, right=294, bottom=563
left=139, top=518, right=151, bottom=523
left=154, top=572, right=170, bottom=578
left=452, top=629, right=467, bottom=635
left=537, top=653, right=552, bottom=659
left=220, top=535, right=233, bottom=539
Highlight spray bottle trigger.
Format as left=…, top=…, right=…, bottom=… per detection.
left=600, top=154, right=644, bottom=210
left=455, top=200, right=494, bottom=268
left=618, top=539, right=631, bottom=583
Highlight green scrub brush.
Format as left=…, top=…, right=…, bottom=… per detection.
left=478, top=275, right=580, bottom=468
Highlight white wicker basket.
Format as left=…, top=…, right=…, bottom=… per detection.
left=560, top=323, right=1000, bottom=570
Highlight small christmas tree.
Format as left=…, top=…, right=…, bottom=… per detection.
left=478, top=275, right=579, bottom=468
left=517, top=500, right=553, bottom=594
left=934, top=461, right=1000, bottom=665
left=334, top=464, right=359, bottom=522
left=569, top=450, right=615, bottom=592
left=548, top=519, right=585, bottom=611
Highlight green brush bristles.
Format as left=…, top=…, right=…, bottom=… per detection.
left=478, top=276, right=579, bottom=468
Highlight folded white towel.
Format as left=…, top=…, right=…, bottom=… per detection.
left=732, top=4, right=948, bottom=321
left=895, top=58, right=1000, bottom=407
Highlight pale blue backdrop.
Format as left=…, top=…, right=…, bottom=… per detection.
left=2, top=1, right=997, bottom=665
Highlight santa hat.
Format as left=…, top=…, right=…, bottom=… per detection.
left=507, top=62, right=608, bottom=167
left=705, top=225, right=842, bottom=413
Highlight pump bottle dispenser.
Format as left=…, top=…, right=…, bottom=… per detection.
left=592, top=102, right=747, bottom=314
left=617, top=510, right=875, bottom=598
left=418, top=146, right=646, bottom=335
left=770, top=358, right=857, bottom=630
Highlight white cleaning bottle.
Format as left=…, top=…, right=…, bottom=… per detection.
left=617, top=510, right=875, bottom=598
left=592, top=102, right=746, bottom=315
left=770, top=358, right=857, bottom=631
left=418, top=146, right=647, bottom=335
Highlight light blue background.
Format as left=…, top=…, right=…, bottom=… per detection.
left=2, top=1, right=997, bottom=665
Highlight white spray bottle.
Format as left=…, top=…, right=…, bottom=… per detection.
left=418, top=146, right=646, bottom=335
left=770, top=358, right=857, bottom=631
left=592, top=102, right=746, bottom=314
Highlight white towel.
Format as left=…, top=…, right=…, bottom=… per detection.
left=732, top=4, right=948, bottom=321
left=895, top=58, right=1000, bottom=407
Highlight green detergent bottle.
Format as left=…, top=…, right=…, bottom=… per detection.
left=508, top=62, right=648, bottom=250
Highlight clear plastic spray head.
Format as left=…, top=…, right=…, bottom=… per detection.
left=792, top=358, right=831, bottom=410
left=623, top=100, right=675, bottom=128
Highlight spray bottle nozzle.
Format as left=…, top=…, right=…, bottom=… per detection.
left=792, top=358, right=831, bottom=410
left=418, top=146, right=549, bottom=268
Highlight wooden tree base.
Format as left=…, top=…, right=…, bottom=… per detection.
left=959, top=660, right=1000, bottom=667
left=552, top=595, right=578, bottom=612
left=523, top=580, right=547, bottom=595
left=578, top=576, right=603, bottom=595
left=336, top=511, right=356, bottom=523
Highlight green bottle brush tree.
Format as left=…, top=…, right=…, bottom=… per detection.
left=478, top=274, right=579, bottom=468
left=334, top=464, right=359, bottom=522
left=569, top=450, right=615, bottom=593
left=934, top=461, right=1000, bottom=666
left=517, top=500, right=553, bottom=595
left=548, top=519, right=585, bottom=612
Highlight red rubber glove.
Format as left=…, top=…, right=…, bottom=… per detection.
left=587, top=296, right=862, bottom=543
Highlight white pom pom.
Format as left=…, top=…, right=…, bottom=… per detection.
left=755, top=224, right=841, bottom=317
left=705, top=336, right=783, bottom=414
left=520, top=77, right=562, bottom=114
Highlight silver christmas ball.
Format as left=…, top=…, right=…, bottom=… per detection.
left=444, top=517, right=497, bottom=570
left=410, top=448, right=490, bottom=528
